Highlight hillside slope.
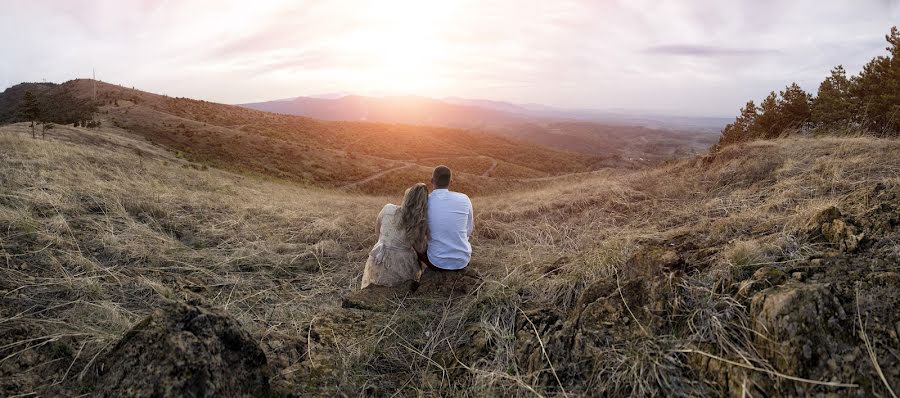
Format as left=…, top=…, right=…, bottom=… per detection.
left=0, top=80, right=604, bottom=195
left=1, top=125, right=897, bottom=396
left=241, top=94, right=720, bottom=161
left=240, top=94, right=530, bottom=128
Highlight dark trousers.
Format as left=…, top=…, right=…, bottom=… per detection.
left=417, top=250, right=459, bottom=272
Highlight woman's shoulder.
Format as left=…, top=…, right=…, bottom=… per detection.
left=381, top=203, right=399, bottom=214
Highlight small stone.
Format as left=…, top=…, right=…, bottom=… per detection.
left=752, top=266, right=786, bottom=285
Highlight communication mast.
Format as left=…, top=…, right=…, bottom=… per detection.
left=92, top=68, right=97, bottom=100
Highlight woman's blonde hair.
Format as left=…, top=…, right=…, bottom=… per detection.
left=399, top=183, right=429, bottom=253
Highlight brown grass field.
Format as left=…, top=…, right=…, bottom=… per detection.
left=36, top=79, right=604, bottom=195
left=1, top=120, right=898, bottom=396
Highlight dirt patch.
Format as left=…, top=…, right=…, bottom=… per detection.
left=342, top=283, right=415, bottom=312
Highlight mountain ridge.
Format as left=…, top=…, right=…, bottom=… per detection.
left=240, top=93, right=731, bottom=131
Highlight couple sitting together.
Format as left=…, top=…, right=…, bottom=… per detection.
left=361, top=165, right=474, bottom=289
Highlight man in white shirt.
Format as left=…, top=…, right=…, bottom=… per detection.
left=424, top=166, right=474, bottom=270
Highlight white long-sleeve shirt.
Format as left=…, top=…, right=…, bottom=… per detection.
left=427, top=189, right=474, bottom=270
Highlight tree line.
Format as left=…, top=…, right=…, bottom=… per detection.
left=10, top=84, right=101, bottom=138
left=718, top=26, right=900, bottom=147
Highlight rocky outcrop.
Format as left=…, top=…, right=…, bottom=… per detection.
left=93, top=300, right=271, bottom=398
left=808, top=206, right=865, bottom=252
left=751, top=284, right=849, bottom=373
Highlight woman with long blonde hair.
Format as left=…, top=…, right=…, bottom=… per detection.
left=361, top=183, right=429, bottom=289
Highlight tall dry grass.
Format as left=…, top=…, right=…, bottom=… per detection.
left=2, top=124, right=899, bottom=396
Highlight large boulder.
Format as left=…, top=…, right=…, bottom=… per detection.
left=93, top=300, right=271, bottom=397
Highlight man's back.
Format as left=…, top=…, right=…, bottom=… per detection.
left=427, top=189, right=474, bottom=270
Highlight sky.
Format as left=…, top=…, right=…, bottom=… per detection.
left=1, top=0, right=898, bottom=117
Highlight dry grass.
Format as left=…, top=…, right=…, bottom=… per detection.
left=0, top=126, right=391, bottom=394
left=61, top=79, right=602, bottom=195
left=1, top=126, right=899, bottom=396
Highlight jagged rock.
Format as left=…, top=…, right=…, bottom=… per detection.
left=751, top=266, right=786, bottom=284
left=749, top=283, right=853, bottom=395
left=809, top=206, right=865, bottom=252
left=93, top=300, right=271, bottom=398
left=568, top=277, right=657, bottom=356
left=513, top=307, right=566, bottom=387
left=822, top=218, right=864, bottom=252
left=738, top=266, right=788, bottom=297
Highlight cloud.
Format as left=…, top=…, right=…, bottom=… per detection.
left=644, top=45, right=782, bottom=57
left=3, top=0, right=900, bottom=117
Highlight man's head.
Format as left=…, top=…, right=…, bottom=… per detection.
left=432, top=165, right=452, bottom=189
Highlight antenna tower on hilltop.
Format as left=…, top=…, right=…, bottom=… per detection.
left=92, top=68, right=97, bottom=100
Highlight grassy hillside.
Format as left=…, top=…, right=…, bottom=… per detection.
left=498, top=120, right=717, bottom=161
left=1, top=124, right=897, bottom=396
left=0, top=82, right=97, bottom=125
left=242, top=94, right=720, bottom=163
left=0, top=79, right=609, bottom=195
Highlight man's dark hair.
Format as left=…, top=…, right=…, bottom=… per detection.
left=432, top=165, right=452, bottom=188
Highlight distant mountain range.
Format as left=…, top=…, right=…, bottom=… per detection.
left=239, top=95, right=731, bottom=132
left=238, top=94, right=726, bottom=159
left=239, top=95, right=530, bottom=130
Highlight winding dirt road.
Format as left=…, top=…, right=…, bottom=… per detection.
left=339, top=154, right=503, bottom=190
left=339, top=164, right=415, bottom=190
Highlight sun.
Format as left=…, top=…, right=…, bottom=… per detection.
left=342, top=0, right=457, bottom=94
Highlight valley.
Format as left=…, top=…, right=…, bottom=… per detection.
left=241, top=93, right=722, bottom=162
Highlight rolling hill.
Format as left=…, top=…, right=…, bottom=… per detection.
left=2, top=77, right=897, bottom=397
left=240, top=94, right=723, bottom=161
left=0, top=80, right=610, bottom=195
left=1, top=121, right=897, bottom=397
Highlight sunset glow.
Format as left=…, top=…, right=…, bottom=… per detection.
left=2, top=0, right=899, bottom=115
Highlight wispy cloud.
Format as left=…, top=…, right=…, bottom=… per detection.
left=644, top=45, right=782, bottom=57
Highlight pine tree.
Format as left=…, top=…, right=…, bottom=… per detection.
left=777, top=82, right=812, bottom=132
left=812, top=65, right=854, bottom=129
left=719, top=100, right=758, bottom=146
left=755, top=92, right=781, bottom=139
left=716, top=26, right=900, bottom=147
left=851, top=26, right=900, bottom=134
left=18, top=91, right=40, bottom=138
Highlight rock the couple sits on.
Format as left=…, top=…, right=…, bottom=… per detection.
left=361, top=165, right=474, bottom=289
